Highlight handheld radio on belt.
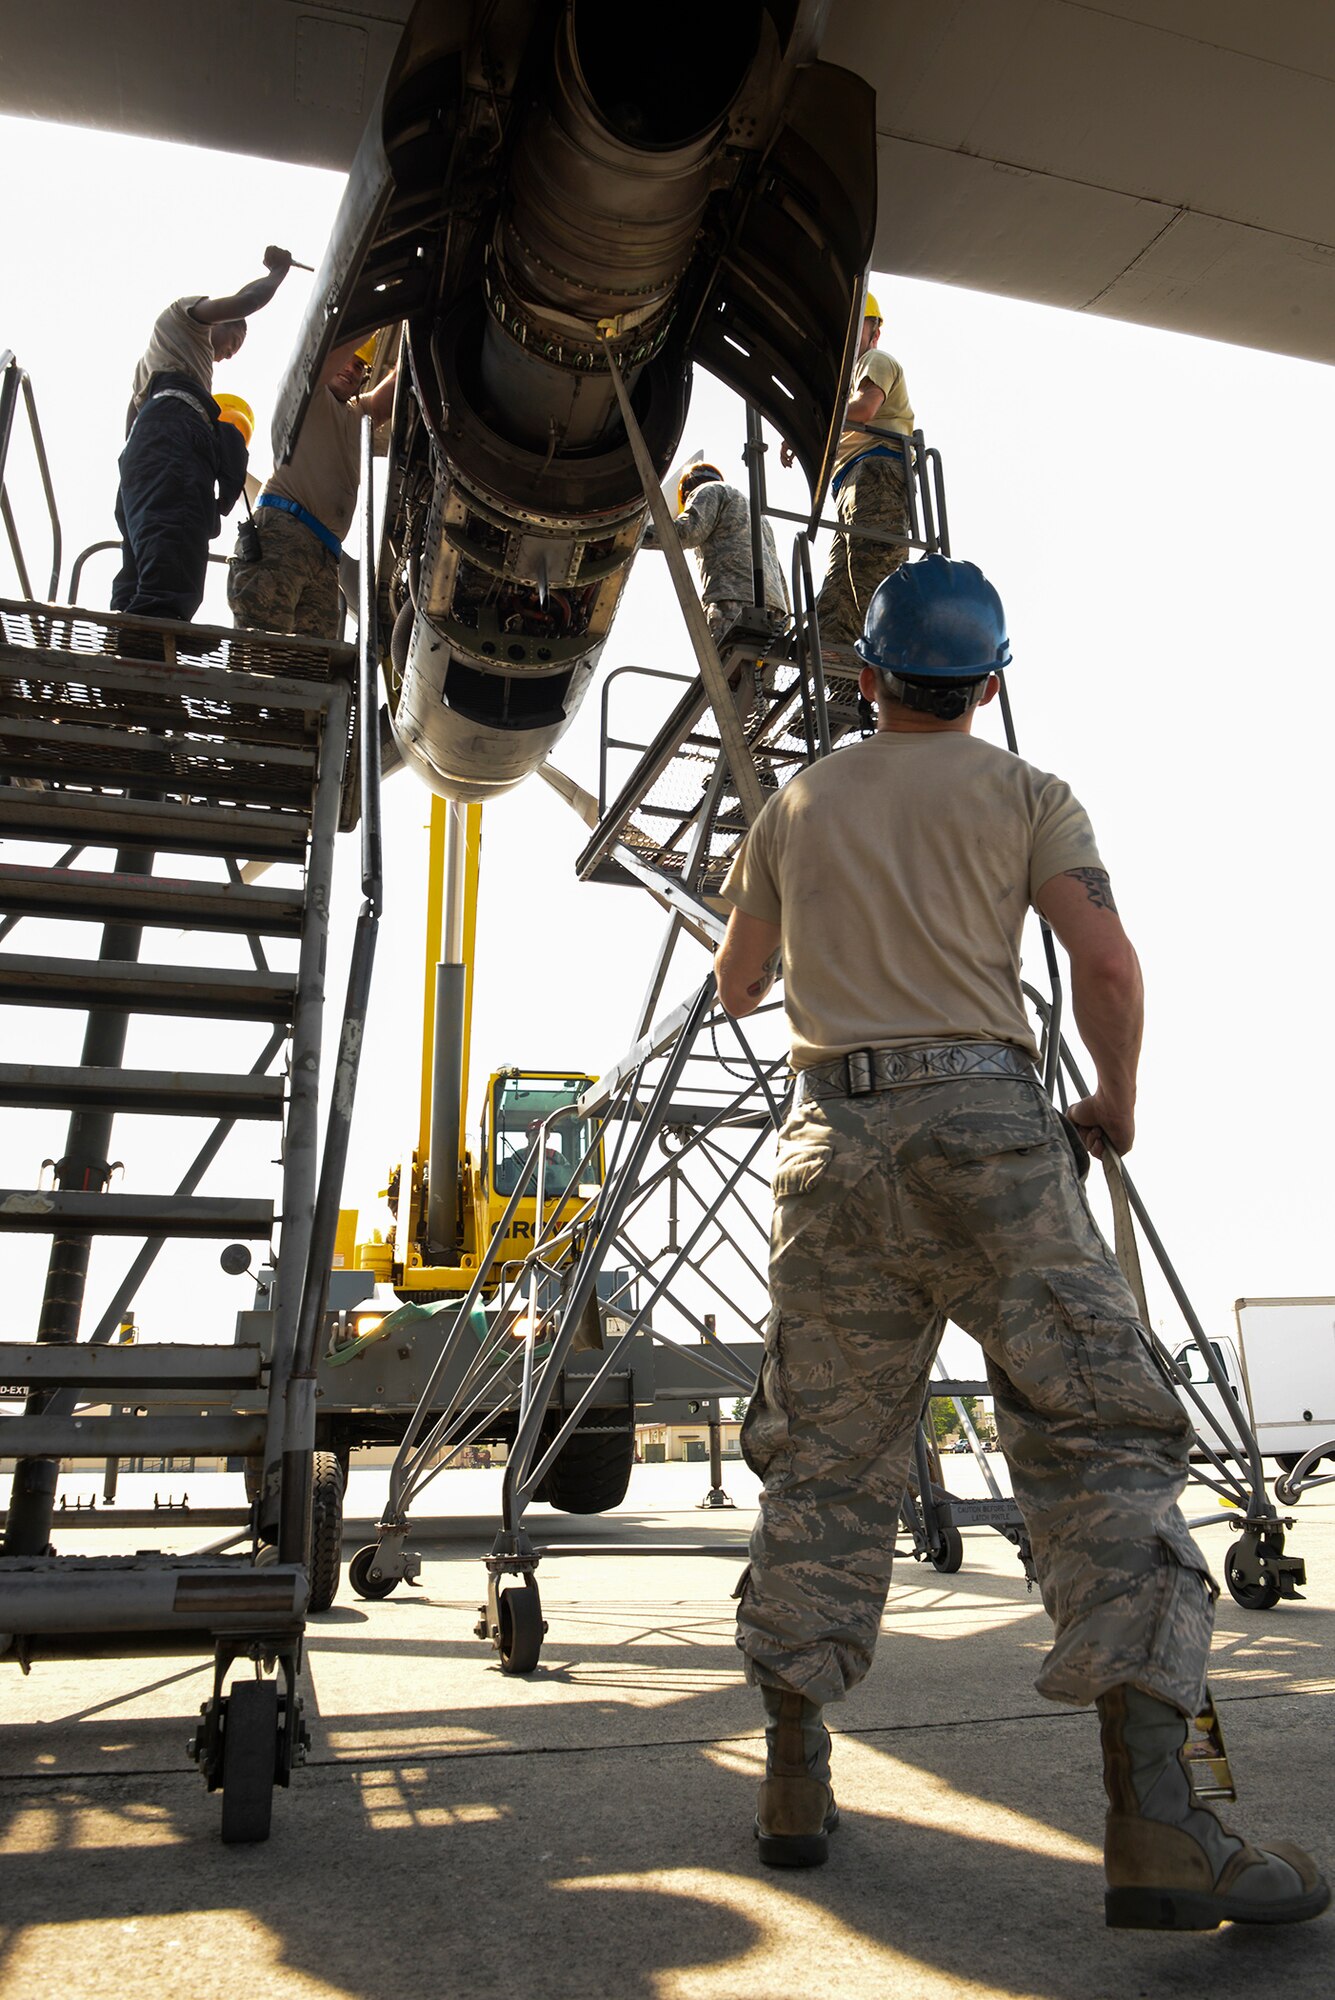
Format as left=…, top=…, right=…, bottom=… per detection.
left=234, top=492, right=262, bottom=565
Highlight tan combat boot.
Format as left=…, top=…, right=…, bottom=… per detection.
left=755, top=1686, right=839, bottom=1868
left=1098, top=1685, right=1330, bottom=1930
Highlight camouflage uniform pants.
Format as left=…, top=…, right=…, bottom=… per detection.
left=707, top=600, right=788, bottom=721
left=815, top=456, right=910, bottom=647
left=227, top=506, right=342, bottom=640
left=737, top=1075, right=1216, bottom=1715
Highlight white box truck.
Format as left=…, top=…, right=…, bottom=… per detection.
left=1170, top=1297, right=1335, bottom=1469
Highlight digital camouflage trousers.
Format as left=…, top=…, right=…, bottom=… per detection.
left=707, top=600, right=788, bottom=721
left=736, top=1074, right=1217, bottom=1716
left=227, top=504, right=342, bottom=640
left=815, top=455, right=910, bottom=647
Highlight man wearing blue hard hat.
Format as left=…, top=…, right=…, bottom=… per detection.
left=714, top=555, right=1327, bottom=1930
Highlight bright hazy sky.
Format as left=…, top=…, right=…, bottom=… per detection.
left=1, top=112, right=1332, bottom=1383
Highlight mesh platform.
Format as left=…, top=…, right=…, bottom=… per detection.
left=0, top=601, right=358, bottom=822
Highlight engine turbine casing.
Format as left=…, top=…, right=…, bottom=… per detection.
left=390, top=1, right=771, bottom=800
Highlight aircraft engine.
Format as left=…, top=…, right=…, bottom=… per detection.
left=274, top=0, right=876, bottom=804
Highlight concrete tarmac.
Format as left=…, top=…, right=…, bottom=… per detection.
left=2, top=1461, right=1332, bottom=1999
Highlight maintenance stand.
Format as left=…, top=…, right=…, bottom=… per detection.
left=0, top=359, right=384, bottom=1840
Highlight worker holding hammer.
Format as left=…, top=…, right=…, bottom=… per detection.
left=110, top=246, right=294, bottom=627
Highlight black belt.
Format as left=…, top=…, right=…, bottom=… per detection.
left=798, top=1040, right=1038, bottom=1101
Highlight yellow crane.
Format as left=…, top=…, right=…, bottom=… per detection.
left=336, top=794, right=602, bottom=1299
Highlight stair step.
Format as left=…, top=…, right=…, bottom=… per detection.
left=0, top=789, right=310, bottom=860
left=0, top=953, right=297, bottom=1019
left=0, top=1063, right=285, bottom=1120
left=0, top=617, right=347, bottom=715
left=0, top=1189, right=274, bottom=1236
left=0, top=706, right=319, bottom=760
left=0, top=1507, right=250, bottom=1531
left=0, top=862, right=305, bottom=936
left=0, top=1506, right=251, bottom=1533
left=0, top=1412, right=267, bottom=1458
left=0, top=714, right=317, bottom=808
left=0, top=1341, right=263, bottom=1392
left=0, top=1551, right=306, bottom=1639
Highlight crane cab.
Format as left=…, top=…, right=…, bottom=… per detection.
left=345, top=1067, right=605, bottom=1294
left=477, top=1069, right=602, bottom=1267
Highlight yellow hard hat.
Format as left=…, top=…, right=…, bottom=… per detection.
left=355, top=335, right=378, bottom=364
left=214, top=393, right=254, bottom=446
left=677, top=461, right=722, bottom=513
left=864, top=290, right=882, bottom=322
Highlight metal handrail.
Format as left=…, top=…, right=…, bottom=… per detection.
left=279, top=413, right=384, bottom=1561
left=67, top=541, right=233, bottom=605
left=0, top=350, right=62, bottom=602
left=996, top=678, right=1064, bottom=1093
left=597, top=662, right=694, bottom=814
left=1021, top=977, right=1275, bottom=1526
left=790, top=530, right=832, bottom=758
left=756, top=422, right=951, bottom=560
left=356, top=416, right=384, bottom=916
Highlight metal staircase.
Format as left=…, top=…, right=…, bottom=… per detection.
left=0, top=406, right=383, bottom=1840
left=352, top=380, right=1304, bottom=1669
left=576, top=413, right=951, bottom=901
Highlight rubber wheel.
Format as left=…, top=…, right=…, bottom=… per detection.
left=1225, top=1536, right=1283, bottom=1611
left=349, top=1544, right=399, bottom=1600
left=307, top=1453, right=345, bottom=1613
left=538, top=1424, right=634, bottom=1514
left=219, top=1680, right=278, bottom=1845
left=498, top=1580, right=545, bottom=1675
left=930, top=1524, right=965, bottom=1573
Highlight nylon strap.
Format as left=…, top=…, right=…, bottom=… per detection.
left=1103, top=1147, right=1151, bottom=1325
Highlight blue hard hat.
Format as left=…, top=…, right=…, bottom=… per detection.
left=854, top=555, right=1011, bottom=680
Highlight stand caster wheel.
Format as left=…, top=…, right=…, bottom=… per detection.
left=1225, top=1536, right=1282, bottom=1610
left=219, top=1680, right=278, bottom=1845
left=930, top=1524, right=964, bottom=1573
left=498, top=1578, right=546, bottom=1674
left=349, top=1545, right=398, bottom=1600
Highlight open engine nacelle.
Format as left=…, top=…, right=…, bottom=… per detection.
left=274, top=0, right=876, bottom=803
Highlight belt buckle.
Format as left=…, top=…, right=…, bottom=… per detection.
left=844, top=1050, right=874, bottom=1097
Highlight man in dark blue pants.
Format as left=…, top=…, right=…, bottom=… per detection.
left=112, top=376, right=248, bottom=620
left=111, top=249, right=291, bottom=625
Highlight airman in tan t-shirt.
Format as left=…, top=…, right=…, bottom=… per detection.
left=228, top=341, right=397, bottom=641
left=721, top=728, right=1102, bottom=1069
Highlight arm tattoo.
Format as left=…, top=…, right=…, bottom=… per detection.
left=746, top=950, right=782, bottom=999
left=1064, top=867, right=1118, bottom=913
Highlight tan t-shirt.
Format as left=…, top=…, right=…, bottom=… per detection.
left=264, top=387, right=362, bottom=542
left=831, top=346, right=915, bottom=477
left=720, top=731, right=1103, bottom=1069
left=130, top=297, right=215, bottom=413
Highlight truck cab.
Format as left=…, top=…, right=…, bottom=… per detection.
left=1171, top=1335, right=1247, bottom=1456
